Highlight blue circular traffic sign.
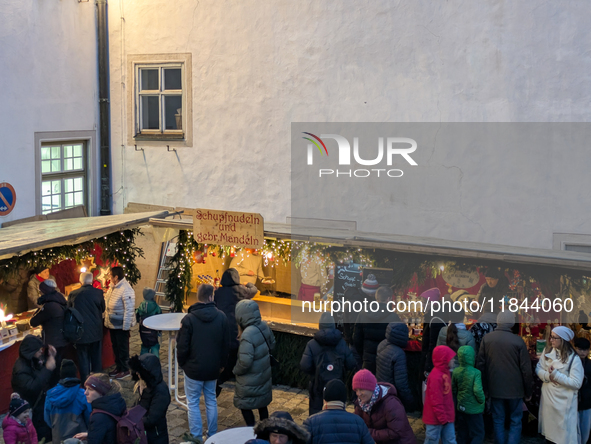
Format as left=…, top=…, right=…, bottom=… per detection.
left=0, top=182, right=16, bottom=216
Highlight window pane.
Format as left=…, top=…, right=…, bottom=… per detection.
left=52, top=195, right=60, bottom=209
left=74, top=158, right=82, bottom=170
left=42, top=161, right=51, bottom=173
left=64, top=145, right=72, bottom=158
left=42, top=196, right=51, bottom=213
left=52, top=180, right=61, bottom=194
left=74, top=192, right=83, bottom=206
left=164, top=95, right=182, bottom=130
left=141, top=96, right=160, bottom=130
left=64, top=178, right=73, bottom=193
left=141, top=69, right=159, bottom=91
left=164, top=68, right=182, bottom=90
left=65, top=159, right=73, bottom=171
left=73, top=144, right=82, bottom=157
left=74, top=177, right=83, bottom=192
left=51, top=146, right=60, bottom=159
left=42, top=181, right=52, bottom=196
left=65, top=193, right=74, bottom=207
left=51, top=160, right=61, bottom=172
left=41, top=147, right=51, bottom=160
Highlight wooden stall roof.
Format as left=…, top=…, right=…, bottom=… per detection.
left=0, top=211, right=170, bottom=261
left=150, top=216, right=591, bottom=272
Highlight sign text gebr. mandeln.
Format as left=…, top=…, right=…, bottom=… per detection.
left=192, top=208, right=264, bottom=248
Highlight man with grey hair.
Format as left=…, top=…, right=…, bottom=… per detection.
left=68, top=272, right=105, bottom=382
left=477, top=310, right=533, bottom=444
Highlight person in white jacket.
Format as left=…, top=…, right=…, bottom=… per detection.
left=536, top=326, right=584, bottom=444
left=104, top=266, right=136, bottom=379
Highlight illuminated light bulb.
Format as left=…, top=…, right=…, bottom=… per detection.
left=80, top=267, right=87, bottom=273
left=439, top=265, right=445, bottom=272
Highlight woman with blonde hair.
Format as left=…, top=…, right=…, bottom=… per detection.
left=536, top=326, right=584, bottom=444
left=74, top=374, right=127, bottom=444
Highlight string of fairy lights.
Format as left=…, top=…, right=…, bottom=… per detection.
left=0, top=229, right=144, bottom=286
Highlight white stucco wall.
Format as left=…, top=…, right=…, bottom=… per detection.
left=0, top=0, right=99, bottom=223
left=107, top=1, right=591, bottom=249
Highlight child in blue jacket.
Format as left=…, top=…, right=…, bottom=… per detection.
left=44, top=359, right=91, bottom=443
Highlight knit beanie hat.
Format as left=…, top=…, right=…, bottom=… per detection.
left=553, top=326, right=575, bottom=342
left=60, top=359, right=78, bottom=380
left=85, top=376, right=111, bottom=396
left=319, top=312, right=335, bottom=330
left=143, top=288, right=156, bottom=301
left=39, top=279, right=57, bottom=294
left=361, top=274, right=379, bottom=296
left=323, top=379, right=347, bottom=404
left=9, top=393, right=30, bottom=418
left=496, top=310, right=515, bottom=327
left=352, top=369, right=377, bottom=392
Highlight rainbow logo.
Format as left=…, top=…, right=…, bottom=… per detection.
left=302, top=132, right=328, bottom=156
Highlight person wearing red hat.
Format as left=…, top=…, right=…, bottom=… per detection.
left=422, top=346, right=457, bottom=444
left=352, top=369, right=416, bottom=444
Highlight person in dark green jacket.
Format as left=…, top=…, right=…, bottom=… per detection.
left=452, top=345, right=485, bottom=444
left=135, top=288, right=162, bottom=356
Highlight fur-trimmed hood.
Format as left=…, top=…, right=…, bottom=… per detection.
left=253, top=412, right=310, bottom=444
left=129, top=354, right=163, bottom=387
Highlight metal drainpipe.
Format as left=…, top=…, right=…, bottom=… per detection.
left=97, top=0, right=111, bottom=215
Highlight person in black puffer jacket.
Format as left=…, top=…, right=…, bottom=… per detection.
left=76, top=374, right=127, bottom=444
left=300, top=312, right=357, bottom=414
left=177, top=284, right=230, bottom=439
left=304, top=379, right=373, bottom=444
left=213, top=268, right=257, bottom=397
left=11, top=334, right=57, bottom=442
left=29, top=279, right=68, bottom=385
left=68, top=272, right=106, bottom=383
left=353, top=286, right=401, bottom=374
left=376, top=322, right=414, bottom=412
left=129, top=354, right=171, bottom=444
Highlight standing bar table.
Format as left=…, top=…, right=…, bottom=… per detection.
left=143, top=312, right=187, bottom=408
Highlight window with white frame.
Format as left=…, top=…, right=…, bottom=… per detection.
left=135, top=64, right=185, bottom=138
left=40, top=142, right=87, bottom=214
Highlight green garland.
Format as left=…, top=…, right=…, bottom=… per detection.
left=0, top=229, right=145, bottom=286
left=166, top=230, right=198, bottom=312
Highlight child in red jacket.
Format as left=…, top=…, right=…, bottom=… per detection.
left=423, top=345, right=457, bottom=444
left=2, top=393, right=38, bottom=444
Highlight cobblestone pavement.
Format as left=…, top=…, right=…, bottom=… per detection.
left=0, top=326, right=546, bottom=443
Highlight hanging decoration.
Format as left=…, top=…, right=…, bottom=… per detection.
left=79, top=256, right=97, bottom=273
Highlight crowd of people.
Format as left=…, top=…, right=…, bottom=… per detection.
left=3, top=266, right=591, bottom=444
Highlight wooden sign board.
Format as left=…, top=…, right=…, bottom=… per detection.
left=192, top=209, right=264, bottom=249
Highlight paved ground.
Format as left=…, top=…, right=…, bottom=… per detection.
left=1, top=326, right=546, bottom=443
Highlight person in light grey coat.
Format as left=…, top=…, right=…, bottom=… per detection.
left=233, top=299, right=276, bottom=426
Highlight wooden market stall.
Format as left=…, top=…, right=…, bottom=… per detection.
left=144, top=208, right=591, bottom=408
left=0, top=210, right=170, bottom=413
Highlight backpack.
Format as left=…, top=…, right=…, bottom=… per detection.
left=62, top=306, right=85, bottom=343
left=92, top=405, right=148, bottom=444
left=137, top=309, right=159, bottom=347
left=314, top=346, right=344, bottom=391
